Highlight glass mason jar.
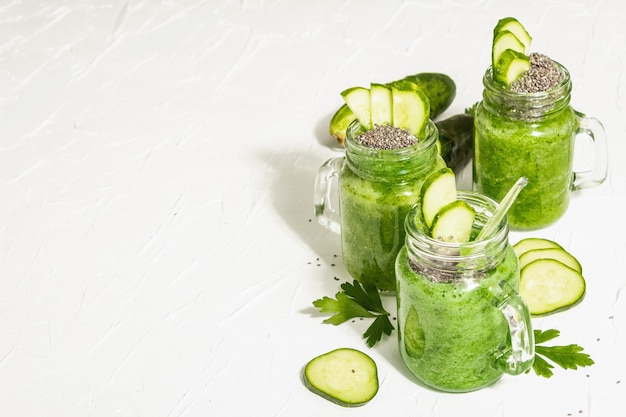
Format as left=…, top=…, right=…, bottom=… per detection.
left=473, top=62, right=608, bottom=230
left=314, top=119, right=446, bottom=292
left=395, top=191, right=535, bottom=392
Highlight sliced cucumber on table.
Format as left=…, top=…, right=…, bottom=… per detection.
left=519, top=259, right=586, bottom=316
left=519, top=247, right=583, bottom=273
left=304, top=348, right=379, bottom=407
left=513, top=237, right=563, bottom=258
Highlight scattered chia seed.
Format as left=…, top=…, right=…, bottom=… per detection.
left=511, top=52, right=563, bottom=93
left=357, top=124, right=417, bottom=150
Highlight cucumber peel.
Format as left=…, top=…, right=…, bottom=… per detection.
left=304, top=348, right=379, bottom=407
left=520, top=258, right=586, bottom=316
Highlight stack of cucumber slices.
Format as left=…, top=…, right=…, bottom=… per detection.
left=420, top=167, right=475, bottom=243
left=514, top=238, right=586, bottom=316
left=341, top=79, right=430, bottom=137
left=492, top=17, right=532, bottom=86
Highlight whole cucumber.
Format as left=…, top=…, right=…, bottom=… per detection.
left=329, top=72, right=456, bottom=144
left=435, top=113, right=474, bottom=175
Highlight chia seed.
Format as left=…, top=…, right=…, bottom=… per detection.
left=357, top=124, right=418, bottom=150
left=511, top=52, right=563, bottom=93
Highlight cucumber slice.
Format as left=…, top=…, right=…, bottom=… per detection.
left=420, top=167, right=457, bottom=228
left=513, top=237, right=562, bottom=258
left=341, top=87, right=372, bottom=129
left=389, top=80, right=430, bottom=136
left=493, top=17, right=532, bottom=53
left=430, top=200, right=476, bottom=243
left=519, top=247, right=583, bottom=273
left=494, top=48, right=530, bottom=86
left=369, top=83, right=393, bottom=127
left=492, top=30, right=526, bottom=68
left=329, top=104, right=357, bottom=145
left=304, top=348, right=379, bottom=407
left=519, top=259, right=586, bottom=316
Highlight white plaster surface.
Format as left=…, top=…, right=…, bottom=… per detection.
left=0, top=1, right=625, bottom=416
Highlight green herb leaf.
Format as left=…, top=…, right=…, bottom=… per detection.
left=530, top=328, right=594, bottom=378
left=534, top=328, right=561, bottom=344
left=312, top=280, right=394, bottom=347
left=363, top=315, right=395, bottom=348
left=535, top=345, right=595, bottom=370
left=312, top=293, right=375, bottom=325
left=530, top=352, right=555, bottom=378
left=341, top=280, right=385, bottom=314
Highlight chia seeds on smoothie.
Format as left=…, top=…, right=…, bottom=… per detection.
left=357, top=124, right=418, bottom=149
left=511, top=52, right=563, bottom=93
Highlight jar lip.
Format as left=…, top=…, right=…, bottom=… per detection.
left=405, top=191, right=510, bottom=258
left=344, top=119, right=438, bottom=158
left=482, top=60, right=571, bottom=100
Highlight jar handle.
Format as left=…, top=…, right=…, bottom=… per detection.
left=571, top=111, right=609, bottom=190
left=491, top=281, right=535, bottom=375
left=314, top=156, right=344, bottom=234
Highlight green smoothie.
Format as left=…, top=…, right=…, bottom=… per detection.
left=473, top=60, right=579, bottom=230
left=395, top=244, right=520, bottom=392
left=473, top=102, right=575, bottom=229
left=339, top=169, right=430, bottom=292
left=337, top=121, right=445, bottom=292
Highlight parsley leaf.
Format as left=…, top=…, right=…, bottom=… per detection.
left=312, top=280, right=394, bottom=347
left=530, top=329, right=594, bottom=378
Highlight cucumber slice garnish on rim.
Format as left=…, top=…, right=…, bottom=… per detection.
left=430, top=200, right=476, bottom=243
left=420, top=167, right=457, bottom=229
left=519, top=258, right=586, bottom=316
left=389, top=79, right=430, bottom=136
left=341, top=86, right=372, bottom=129
left=493, top=17, right=532, bottom=52
left=304, top=348, right=379, bottom=407
left=494, top=48, right=531, bottom=86
left=369, top=83, right=393, bottom=127
left=492, top=30, right=526, bottom=69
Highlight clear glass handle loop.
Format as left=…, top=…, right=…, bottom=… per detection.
left=572, top=111, right=609, bottom=190
left=491, top=281, right=535, bottom=375
left=314, top=156, right=344, bottom=234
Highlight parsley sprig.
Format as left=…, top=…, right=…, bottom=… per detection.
left=531, top=329, right=595, bottom=378
left=312, top=280, right=394, bottom=347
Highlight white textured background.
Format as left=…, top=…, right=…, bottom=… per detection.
left=0, top=1, right=624, bottom=416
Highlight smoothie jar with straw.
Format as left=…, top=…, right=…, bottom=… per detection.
left=395, top=189, right=534, bottom=392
